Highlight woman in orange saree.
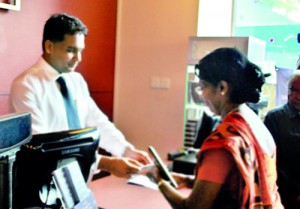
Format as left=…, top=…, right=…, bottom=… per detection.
left=149, top=47, right=284, bottom=209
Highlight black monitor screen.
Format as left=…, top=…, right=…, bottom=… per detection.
left=13, top=127, right=100, bottom=209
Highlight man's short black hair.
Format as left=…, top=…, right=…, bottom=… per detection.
left=42, top=13, right=88, bottom=51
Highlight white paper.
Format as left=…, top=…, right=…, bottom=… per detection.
left=127, top=174, right=158, bottom=190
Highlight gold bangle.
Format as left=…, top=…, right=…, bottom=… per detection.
left=157, top=179, right=164, bottom=187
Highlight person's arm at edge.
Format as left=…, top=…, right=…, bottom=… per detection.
left=85, top=95, right=151, bottom=164
left=97, top=155, right=143, bottom=178
left=124, top=146, right=152, bottom=165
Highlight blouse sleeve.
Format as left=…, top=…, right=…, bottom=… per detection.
left=197, top=149, right=234, bottom=184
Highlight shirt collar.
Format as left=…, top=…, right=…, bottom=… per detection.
left=284, top=103, right=299, bottom=119
left=38, top=57, right=61, bottom=81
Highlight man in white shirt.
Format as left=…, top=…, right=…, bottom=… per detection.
left=10, top=13, right=150, bottom=178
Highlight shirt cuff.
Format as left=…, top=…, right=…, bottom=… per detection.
left=93, top=154, right=102, bottom=174
left=121, top=144, right=135, bottom=157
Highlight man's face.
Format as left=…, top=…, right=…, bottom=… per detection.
left=45, top=33, right=85, bottom=74
left=288, top=76, right=300, bottom=111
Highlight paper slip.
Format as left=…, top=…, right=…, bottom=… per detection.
left=127, top=174, right=158, bottom=190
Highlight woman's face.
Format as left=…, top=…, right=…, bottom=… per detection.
left=199, top=80, right=223, bottom=115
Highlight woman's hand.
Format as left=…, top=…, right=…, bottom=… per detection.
left=146, top=165, right=162, bottom=183
left=172, top=172, right=195, bottom=189
left=146, top=166, right=194, bottom=189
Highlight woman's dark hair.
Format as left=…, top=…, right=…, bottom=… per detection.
left=195, top=47, right=265, bottom=104
left=42, top=13, right=88, bottom=51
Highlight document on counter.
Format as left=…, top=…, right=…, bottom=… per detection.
left=127, top=174, right=158, bottom=190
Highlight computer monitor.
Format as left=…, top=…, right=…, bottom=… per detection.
left=12, top=127, right=100, bottom=209
left=0, top=112, right=31, bottom=209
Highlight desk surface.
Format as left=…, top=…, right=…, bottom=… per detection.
left=88, top=175, right=191, bottom=209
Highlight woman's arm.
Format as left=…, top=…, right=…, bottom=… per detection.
left=158, top=178, right=222, bottom=209
left=151, top=149, right=233, bottom=209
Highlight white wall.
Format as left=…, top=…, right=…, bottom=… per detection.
left=197, top=0, right=233, bottom=36
left=114, top=0, right=199, bottom=156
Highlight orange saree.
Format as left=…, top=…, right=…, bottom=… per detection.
left=197, top=112, right=283, bottom=209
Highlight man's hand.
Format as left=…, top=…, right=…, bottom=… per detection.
left=99, top=156, right=143, bottom=178
left=124, top=147, right=152, bottom=165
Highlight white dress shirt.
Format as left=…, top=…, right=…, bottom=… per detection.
left=10, top=57, right=133, bottom=156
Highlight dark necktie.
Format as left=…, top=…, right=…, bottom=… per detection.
left=57, top=76, right=81, bottom=130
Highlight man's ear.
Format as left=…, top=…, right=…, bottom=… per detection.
left=219, top=80, right=229, bottom=94
left=44, top=40, right=53, bottom=54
